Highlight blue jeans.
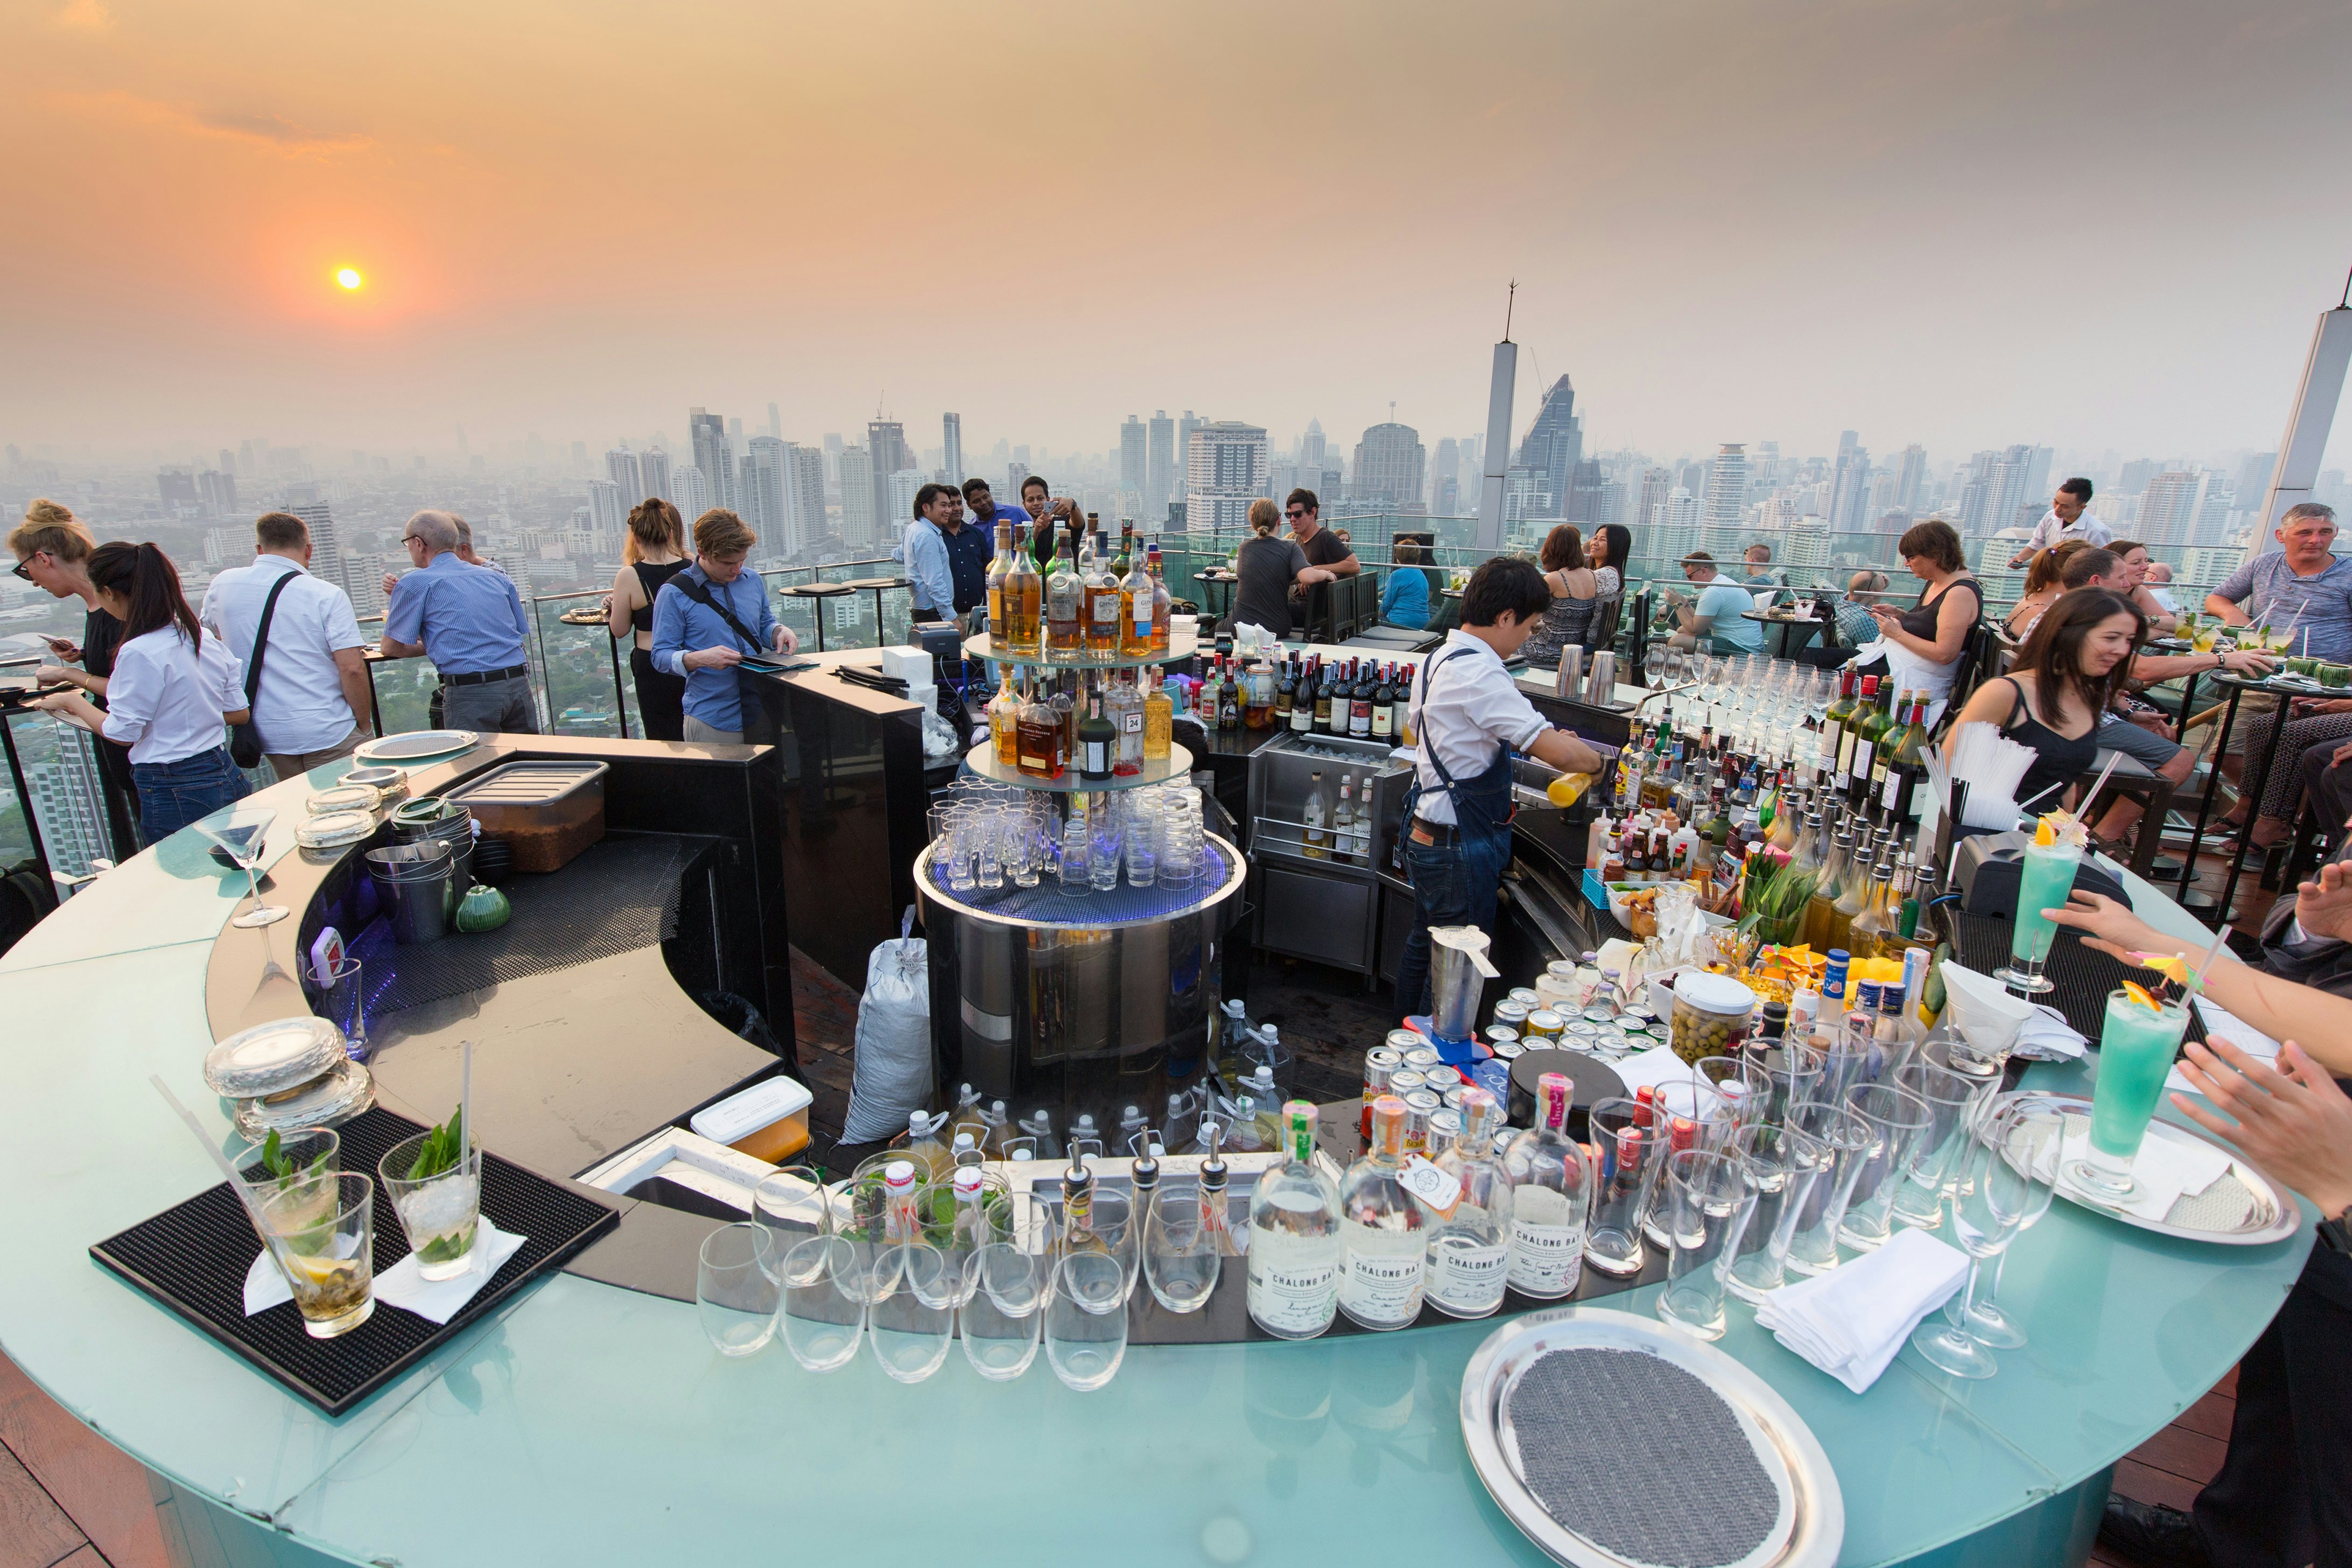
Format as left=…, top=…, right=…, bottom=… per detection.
left=130, top=746, right=251, bottom=846
left=1393, top=829, right=1510, bottom=1021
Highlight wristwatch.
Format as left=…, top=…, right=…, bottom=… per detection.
left=2321, top=1206, right=2352, bottom=1256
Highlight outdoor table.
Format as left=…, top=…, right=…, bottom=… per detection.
left=1742, top=607, right=1827, bottom=659
left=1192, top=568, right=1237, bottom=624
left=0, top=756, right=2314, bottom=1568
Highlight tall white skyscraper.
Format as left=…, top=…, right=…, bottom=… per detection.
left=1147, top=411, right=1175, bottom=521
left=586, top=479, right=628, bottom=553
left=673, top=463, right=713, bottom=524
left=285, top=502, right=350, bottom=606
left=838, top=445, right=875, bottom=547
left=1702, top=444, right=1749, bottom=533
left=867, top=421, right=914, bottom=542
left=1185, top=422, right=1269, bottom=534
left=1300, top=419, right=1326, bottom=471
left=689, top=409, right=734, bottom=511
left=1350, top=423, right=1427, bottom=508
left=2139, top=471, right=2208, bottom=548
left=1894, top=445, right=1928, bottom=514
left=1637, top=467, right=1673, bottom=531
left=785, top=444, right=826, bottom=551
left=605, top=447, right=643, bottom=504
left=640, top=448, right=672, bottom=506
left=942, top=413, right=964, bottom=484
left=1828, top=445, right=1872, bottom=532
left=887, top=469, right=925, bottom=536
left=1120, top=417, right=1146, bottom=493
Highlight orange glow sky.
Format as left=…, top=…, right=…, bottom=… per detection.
left=4, top=0, right=2350, bottom=462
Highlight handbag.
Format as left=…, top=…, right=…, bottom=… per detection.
left=228, top=572, right=296, bottom=769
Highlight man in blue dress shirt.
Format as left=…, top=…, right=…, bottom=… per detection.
left=650, top=508, right=798, bottom=743
left=380, top=509, right=539, bottom=734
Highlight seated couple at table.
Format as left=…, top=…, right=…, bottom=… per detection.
left=1220, top=493, right=1357, bottom=639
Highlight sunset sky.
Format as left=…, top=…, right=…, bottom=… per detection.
left=4, top=0, right=2350, bottom=465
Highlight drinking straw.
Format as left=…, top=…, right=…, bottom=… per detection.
left=2072, top=751, right=2125, bottom=828
left=2013, top=776, right=2068, bottom=815
left=150, top=1075, right=258, bottom=1219
left=460, top=1038, right=474, bottom=1159
left=2189, top=922, right=2231, bottom=993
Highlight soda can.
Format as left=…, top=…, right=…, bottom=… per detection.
left=1401, top=1088, right=1442, bottom=1155
left=1388, top=1069, right=1428, bottom=1099
left=1403, top=1046, right=1442, bottom=1075
left=1362, top=1045, right=1403, bottom=1141
left=1385, top=1028, right=1423, bottom=1055
left=1423, top=1064, right=1465, bottom=1092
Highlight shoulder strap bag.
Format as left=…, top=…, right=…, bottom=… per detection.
left=228, top=572, right=296, bottom=769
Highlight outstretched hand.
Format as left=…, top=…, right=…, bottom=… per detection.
left=2170, top=1038, right=2352, bottom=1218
left=2041, top=891, right=2177, bottom=968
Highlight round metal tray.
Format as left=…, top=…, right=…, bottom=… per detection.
left=356, top=729, right=480, bottom=764
left=1461, top=1306, right=1844, bottom=1568
left=2005, top=1091, right=2301, bottom=1246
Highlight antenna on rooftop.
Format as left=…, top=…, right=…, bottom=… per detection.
left=1503, top=280, right=1516, bottom=343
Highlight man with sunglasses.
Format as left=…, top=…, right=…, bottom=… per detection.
left=378, top=509, right=538, bottom=734
left=1284, top=489, right=1357, bottom=631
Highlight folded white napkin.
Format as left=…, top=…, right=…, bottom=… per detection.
left=1753, top=1227, right=1969, bottom=1394
left=2010, top=1004, right=2088, bottom=1061
left=243, top=1219, right=524, bottom=1324
left=1609, top=1043, right=1698, bottom=1096
left=2045, top=1114, right=2229, bottom=1222
left=2166, top=1000, right=2283, bottom=1092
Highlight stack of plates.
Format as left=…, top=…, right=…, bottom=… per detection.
left=202, top=1017, right=373, bottom=1138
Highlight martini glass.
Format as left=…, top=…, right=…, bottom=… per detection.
left=196, top=805, right=288, bottom=928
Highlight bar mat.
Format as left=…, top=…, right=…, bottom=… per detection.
left=1948, top=911, right=2208, bottom=1043
left=357, top=833, right=690, bottom=1015
left=90, top=1107, right=619, bottom=1417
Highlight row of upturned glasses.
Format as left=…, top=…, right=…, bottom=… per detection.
left=926, top=781, right=1208, bottom=899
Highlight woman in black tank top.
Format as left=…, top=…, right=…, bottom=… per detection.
left=605, top=499, right=691, bottom=741
left=1946, top=589, right=2144, bottom=820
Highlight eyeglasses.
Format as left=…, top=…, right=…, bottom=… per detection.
left=401, top=535, right=424, bottom=547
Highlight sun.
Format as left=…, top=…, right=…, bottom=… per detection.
left=335, top=268, right=363, bottom=290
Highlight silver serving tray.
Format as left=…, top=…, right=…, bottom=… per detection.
left=2007, top=1092, right=2301, bottom=1246
left=355, top=729, right=479, bottom=764
left=1460, top=1306, right=1844, bottom=1568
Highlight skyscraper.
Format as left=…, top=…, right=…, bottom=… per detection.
left=866, top=421, right=914, bottom=542
left=1516, top=376, right=1583, bottom=502
left=887, top=469, right=925, bottom=537
left=785, top=444, right=826, bottom=549
left=195, top=469, right=238, bottom=518
left=1636, top=467, right=1673, bottom=531
left=768, top=403, right=782, bottom=440
left=689, top=409, right=734, bottom=511
left=1120, top=417, right=1146, bottom=494
left=674, top=464, right=713, bottom=524
left=1894, top=445, right=1928, bottom=514
left=741, top=438, right=791, bottom=547
left=839, top=445, right=875, bottom=547
left=606, top=447, right=643, bottom=505
left=1177, top=412, right=1205, bottom=488
left=942, top=413, right=964, bottom=484
left=1702, top=444, right=1749, bottom=536
left=640, top=448, right=672, bottom=506
left=285, top=502, right=352, bottom=608
left=1185, top=423, right=1269, bottom=534
left=1147, top=411, right=1175, bottom=519
left=1300, top=419, right=1326, bottom=471
left=1828, top=445, right=1872, bottom=532
left=1351, top=423, right=1427, bottom=509
left=586, top=479, right=628, bottom=553
left=2139, top=471, right=2207, bottom=549
left=1433, top=439, right=1460, bottom=511
left=156, top=470, right=199, bottom=514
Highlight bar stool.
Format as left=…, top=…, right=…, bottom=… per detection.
left=778, top=582, right=853, bottom=652
left=837, top=576, right=910, bottom=645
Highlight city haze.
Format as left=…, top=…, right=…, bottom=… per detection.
left=5, top=0, right=2351, bottom=460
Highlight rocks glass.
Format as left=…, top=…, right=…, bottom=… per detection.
left=697, top=1222, right=779, bottom=1358
left=378, top=1129, right=482, bottom=1281
left=257, top=1172, right=376, bottom=1339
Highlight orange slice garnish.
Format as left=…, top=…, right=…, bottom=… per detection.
left=2121, top=980, right=2163, bottom=1011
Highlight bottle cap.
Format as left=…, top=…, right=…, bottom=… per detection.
left=952, top=1167, right=983, bottom=1199
left=884, top=1160, right=916, bottom=1192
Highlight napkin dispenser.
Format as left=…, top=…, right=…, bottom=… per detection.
left=1954, top=831, right=2128, bottom=916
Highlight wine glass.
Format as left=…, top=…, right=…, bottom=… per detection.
left=195, top=805, right=288, bottom=929
left=1643, top=638, right=1670, bottom=691
left=1907, top=1099, right=2056, bottom=1379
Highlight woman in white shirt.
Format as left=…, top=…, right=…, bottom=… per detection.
left=31, top=543, right=251, bottom=845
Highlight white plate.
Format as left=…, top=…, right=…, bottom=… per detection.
left=2005, top=1091, right=2300, bottom=1246
left=1461, top=1306, right=1844, bottom=1568
left=355, top=729, right=480, bottom=764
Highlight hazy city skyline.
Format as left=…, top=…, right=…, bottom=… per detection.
left=4, top=1, right=2350, bottom=463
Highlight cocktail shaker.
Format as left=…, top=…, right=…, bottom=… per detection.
left=1585, top=650, right=1617, bottom=706
left=1554, top=646, right=1585, bottom=699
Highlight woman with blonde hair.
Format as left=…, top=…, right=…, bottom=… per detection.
left=2005, top=538, right=2086, bottom=638
left=1223, top=497, right=1334, bottom=638
left=603, top=497, right=691, bottom=739
left=1519, top=524, right=1599, bottom=668
left=10, top=499, right=142, bottom=850
left=29, top=542, right=251, bottom=843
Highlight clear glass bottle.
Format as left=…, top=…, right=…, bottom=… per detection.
left=1497, top=1071, right=1590, bottom=1300
left=1337, top=1094, right=1428, bottom=1331
left=1084, top=531, right=1121, bottom=656
left=1003, top=523, right=1042, bottom=654
left=1302, top=769, right=1329, bottom=859
left=1143, top=677, right=1173, bottom=761
left=1147, top=544, right=1172, bottom=652
left=1044, top=535, right=1083, bottom=663
left=1331, top=776, right=1356, bottom=865
left=989, top=667, right=1021, bottom=769
left=1247, top=1101, right=1342, bottom=1340
left=1419, top=1086, right=1510, bottom=1319
left=1120, top=542, right=1155, bottom=657
left=1105, top=672, right=1145, bottom=776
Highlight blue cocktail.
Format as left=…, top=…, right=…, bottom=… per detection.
left=1995, top=833, right=2081, bottom=994
left=2068, top=988, right=2189, bottom=1199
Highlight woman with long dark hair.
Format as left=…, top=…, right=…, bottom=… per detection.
left=1943, top=588, right=2142, bottom=816
left=605, top=498, right=691, bottom=740
left=1518, top=524, right=1597, bottom=667
left=29, top=542, right=251, bottom=843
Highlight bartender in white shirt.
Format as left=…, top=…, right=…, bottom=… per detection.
left=2006, top=477, right=2111, bottom=568
left=1393, top=557, right=1607, bottom=1022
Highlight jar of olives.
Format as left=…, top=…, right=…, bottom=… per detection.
left=1668, top=972, right=1758, bottom=1066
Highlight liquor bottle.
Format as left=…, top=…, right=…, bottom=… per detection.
left=1244, top=661, right=1275, bottom=729
left=1198, top=1131, right=1241, bottom=1257
left=1312, top=660, right=1335, bottom=732
left=1017, top=682, right=1063, bottom=779
left=1084, top=533, right=1121, bottom=656
left=1107, top=672, right=1145, bottom=776
left=1050, top=675, right=1077, bottom=774
left=1830, top=832, right=1871, bottom=951
left=1275, top=658, right=1296, bottom=725
left=1391, top=666, right=1414, bottom=745
left=1849, top=852, right=1899, bottom=960
left=1078, top=691, right=1115, bottom=781
left=1701, top=787, right=1732, bottom=855
left=1143, top=677, right=1173, bottom=761
left=1850, top=679, right=1893, bottom=811
left=1349, top=774, right=1373, bottom=862
left=1044, top=530, right=1083, bottom=663
left=1497, top=1072, right=1589, bottom=1299
left=1415, top=1086, right=1510, bottom=1320
left=1333, top=777, right=1358, bottom=864
left=1302, top=770, right=1330, bottom=859
left=990, top=669, right=1021, bottom=769
left=1336, top=1095, right=1429, bottom=1331
left=1801, top=820, right=1845, bottom=950
left=1247, top=1101, right=1343, bottom=1340
left=1371, top=664, right=1396, bottom=740
left=1119, top=541, right=1154, bottom=657
left=1349, top=662, right=1374, bottom=737
left=1113, top=521, right=1134, bottom=577
left=1834, top=674, right=1877, bottom=796
left=1881, top=692, right=1930, bottom=825
left=999, top=522, right=1041, bottom=653
left=1822, top=666, right=1857, bottom=776
left=1220, top=659, right=1243, bottom=732
left=1146, top=544, right=1172, bottom=653
left=985, top=518, right=1014, bottom=643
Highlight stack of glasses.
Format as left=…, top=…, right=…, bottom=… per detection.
left=926, top=779, right=1209, bottom=900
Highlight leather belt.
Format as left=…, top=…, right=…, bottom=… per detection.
left=444, top=663, right=529, bottom=687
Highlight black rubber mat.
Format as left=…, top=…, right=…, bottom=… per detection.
left=357, top=833, right=689, bottom=1015
left=90, top=1107, right=618, bottom=1416
left=1949, top=910, right=2208, bottom=1045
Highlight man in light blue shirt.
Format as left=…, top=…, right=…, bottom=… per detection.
left=1665, top=552, right=1764, bottom=655
left=380, top=509, right=538, bottom=734
left=902, top=483, right=958, bottom=624
left=650, top=508, right=796, bottom=743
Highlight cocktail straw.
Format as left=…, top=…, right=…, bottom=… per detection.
left=460, top=1038, right=474, bottom=1156
left=149, top=1075, right=257, bottom=1217
left=2073, top=751, right=2124, bottom=828
left=2190, top=923, right=2231, bottom=993
left=2013, top=777, right=2067, bottom=815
